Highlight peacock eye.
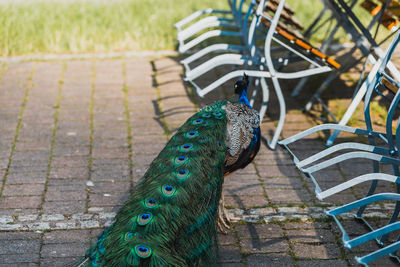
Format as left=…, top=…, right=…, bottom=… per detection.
left=124, top=232, right=136, bottom=241
left=134, top=245, right=152, bottom=258
left=175, top=155, right=188, bottom=164
left=180, top=143, right=193, bottom=152
left=178, top=169, right=186, bottom=175
left=145, top=198, right=158, bottom=208
left=193, top=118, right=205, bottom=125
left=138, top=247, right=148, bottom=253
left=137, top=212, right=152, bottom=225
left=165, top=186, right=173, bottom=191
left=189, top=131, right=195, bottom=136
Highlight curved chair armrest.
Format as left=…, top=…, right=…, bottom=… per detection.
left=179, top=30, right=243, bottom=53
left=174, top=8, right=232, bottom=30
left=347, top=221, right=400, bottom=249
left=302, top=151, right=400, bottom=174
left=278, top=124, right=363, bottom=146
left=355, top=241, right=400, bottom=266
left=181, top=44, right=246, bottom=68
left=185, top=53, right=251, bottom=80
left=325, top=193, right=400, bottom=217
left=317, top=173, right=400, bottom=200
left=177, top=16, right=237, bottom=41
left=296, top=142, right=390, bottom=169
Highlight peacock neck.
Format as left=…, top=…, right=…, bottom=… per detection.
left=238, top=89, right=252, bottom=108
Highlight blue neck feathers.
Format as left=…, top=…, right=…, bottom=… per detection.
left=239, top=89, right=252, bottom=108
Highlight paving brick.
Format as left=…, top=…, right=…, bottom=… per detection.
left=0, top=196, right=42, bottom=209
left=42, top=200, right=86, bottom=214
left=246, top=253, right=295, bottom=266
left=224, top=182, right=265, bottom=196
left=41, top=243, right=89, bottom=258
left=49, top=167, right=89, bottom=179
left=89, top=193, right=128, bottom=207
left=225, top=195, right=268, bottom=209
left=2, top=184, right=44, bottom=197
left=45, top=190, right=86, bottom=201
left=240, top=238, right=290, bottom=254
left=0, top=254, right=40, bottom=264
left=265, top=188, right=313, bottom=204
left=91, top=169, right=130, bottom=182
left=43, top=230, right=90, bottom=244
left=51, top=156, right=88, bottom=168
left=0, top=240, right=40, bottom=255
left=6, top=171, right=47, bottom=184
left=41, top=257, right=83, bottom=267
left=218, top=233, right=238, bottom=245
left=90, top=182, right=130, bottom=194
left=262, top=177, right=304, bottom=189
left=297, top=259, right=348, bottom=267
left=236, top=223, right=284, bottom=239
left=257, top=165, right=300, bottom=177
left=217, top=245, right=242, bottom=263
left=292, top=243, right=342, bottom=259
left=286, top=229, right=336, bottom=243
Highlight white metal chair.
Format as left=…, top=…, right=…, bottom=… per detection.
left=279, top=30, right=400, bottom=266
left=182, top=0, right=340, bottom=149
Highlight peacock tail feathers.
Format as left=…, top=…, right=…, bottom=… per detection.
left=83, top=101, right=231, bottom=267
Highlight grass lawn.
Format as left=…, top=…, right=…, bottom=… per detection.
left=0, top=0, right=228, bottom=56
left=0, top=0, right=385, bottom=57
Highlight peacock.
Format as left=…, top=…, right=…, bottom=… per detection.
left=78, top=74, right=261, bottom=267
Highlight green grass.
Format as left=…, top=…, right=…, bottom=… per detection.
left=0, top=0, right=228, bottom=56
left=0, top=0, right=391, bottom=56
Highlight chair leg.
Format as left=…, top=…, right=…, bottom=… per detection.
left=249, top=78, right=259, bottom=107
left=258, top=77, right=269, bottom=120
left=264, top=76, right=285, bottom=150
left=380, top=183, right=400, bottom=244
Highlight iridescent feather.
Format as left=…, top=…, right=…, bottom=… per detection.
left=78, top=75, right=260, bottom=266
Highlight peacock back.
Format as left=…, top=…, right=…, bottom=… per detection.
left=84, top=101, right=234, bottom=266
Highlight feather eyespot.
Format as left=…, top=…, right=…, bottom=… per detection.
left=145, top=198, right=158, bottom=208
left=213, top=111, right=224, bottom=119
left=162, top=185, right=176, bottom=196
left=185, top=131, right=199, bottom=138
left=202, top=113, right=211, bottom=118
left=180, top=143, right=193, bottom=152
left=177, top=169, right=189, bottom=181
left=137, top=212, right=152, bottom=225
left=124, top=232, right=136, bottom=241
left=174, top=155, right=188, bottom=164
left=192, top=118, right=206, bottom=125
left=134, top=245, right=152, bottom=258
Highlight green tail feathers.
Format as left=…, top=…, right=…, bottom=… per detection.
left=85, top=101, right=229, bottom=266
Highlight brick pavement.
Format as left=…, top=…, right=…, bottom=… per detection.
left=0, top=56, right=398, bottom=266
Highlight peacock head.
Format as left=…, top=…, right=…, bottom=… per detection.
left=234, top=73, right=251, bottom=107
left=234, top=73, right=249, bottom=95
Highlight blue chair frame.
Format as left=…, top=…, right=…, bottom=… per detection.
left=279, top=30, right=400, bottom=266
